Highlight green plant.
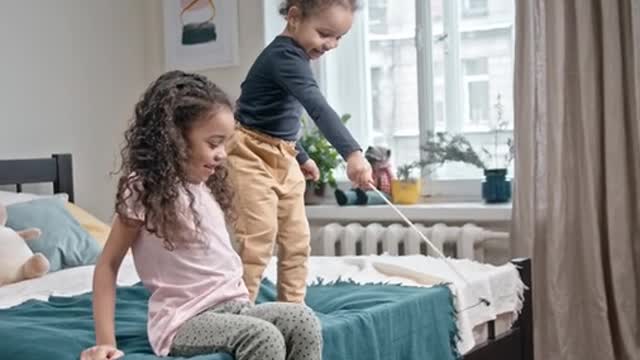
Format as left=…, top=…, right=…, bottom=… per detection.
left=396, top=131, right=487, bottom=182
left=481, top=94, right=515, bottom=169
left=396, top=160, right=429, bottom=182
left=299, top=113, right=350, bottom=189
left=421, top=131, right=487, bottom=170
left=413, top=130, right=513, bottom=177
left=415, top=95, right=516, bottom=174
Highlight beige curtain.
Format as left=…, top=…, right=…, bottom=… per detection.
left=512, top=0, right=640, bottom=359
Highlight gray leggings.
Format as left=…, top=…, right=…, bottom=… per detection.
left=169, top=301, right=322, bottom=360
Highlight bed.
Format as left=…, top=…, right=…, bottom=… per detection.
left=0, top=153, right=533, bottom=360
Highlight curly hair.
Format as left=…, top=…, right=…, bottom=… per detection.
left=115, top=70, right=234, bottom=250
left=278, top=0, right=360, bottom=18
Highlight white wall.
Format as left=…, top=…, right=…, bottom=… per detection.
left=0, top=0, right=266, bottom=221
left=0, top=1, right=149, bottom=221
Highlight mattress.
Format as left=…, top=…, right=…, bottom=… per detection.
left=0, top=262, right=458, bottom=360
left=0, top=254, right=524, bottom=356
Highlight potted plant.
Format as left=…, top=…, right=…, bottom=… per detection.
left=479, top=94, right=514, bottom=203
left=421, top=131, right=487, bottom=170
left=298, top=113, right=350, bottom=204
left=391, top=160, right=429, bottom=204
left=417, top=94, right=515, bottom=203
left=392, top=131, right=488, bottom=204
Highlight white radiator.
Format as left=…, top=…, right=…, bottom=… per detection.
left=312, top=222, right=509, bottom=260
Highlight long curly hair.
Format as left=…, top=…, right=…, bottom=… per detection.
left=115, top=70, right=234, bottom=250
left=278, top=0, right=360, bottom=18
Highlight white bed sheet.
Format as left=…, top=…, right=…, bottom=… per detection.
left=0, top=255, right=140, bottom=309
left=0, top=254, right=524, bottom=355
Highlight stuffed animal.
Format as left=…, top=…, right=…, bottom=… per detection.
left=334, top=145, right=395, bottom=206
left=0, top=203, right=49, bottom=286
left=334, top=187, right=389, bottom=206
left=365, top=145, right=394, bottom=197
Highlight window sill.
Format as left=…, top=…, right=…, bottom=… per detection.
left=305, top=200, right=512, bottom=224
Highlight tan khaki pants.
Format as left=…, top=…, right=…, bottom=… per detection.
left=227, top=126, right=310, bottom=303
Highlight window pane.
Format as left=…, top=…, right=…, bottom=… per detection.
left=468, top=80, right=489, bottom=123
left=432, top=0, right=446, bottom=133
left=370, top=67, right=383, bottom=130
left=463, top=57, right=488, bottom=75
left=368, top=0, right=415, bottom=35
left=433, top=0, right=514, bottom=179
left=462, top=0, right=489, bottom=17
left=364, top=0, right=515, bottom=181
left=367, top=0, right=418, bottom=168
left=368, top=0, right=388, bottom=34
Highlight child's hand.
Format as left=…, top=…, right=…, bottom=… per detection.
left=346, top=151, right=374, bottom=189
left=300, top=159, right=320, bottom=181
left=80, top=345, right=124, bottom=360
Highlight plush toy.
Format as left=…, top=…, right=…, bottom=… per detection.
left=365, top=145, right=395, bottom=197
left=334, top=145, right=395, bottom=206
left=0, top=203, right=49, bottom=286
left=334, top=187, right=389, bottom=206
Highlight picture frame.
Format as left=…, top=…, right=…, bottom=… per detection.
left=162, top=0, right=239, bottom=71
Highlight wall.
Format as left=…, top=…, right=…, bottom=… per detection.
left=0, top=0, right=267, bottom=221
left=0, top=0, right=149, bottom=221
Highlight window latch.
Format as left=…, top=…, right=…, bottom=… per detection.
left=434, top=33, right=448, bottom=43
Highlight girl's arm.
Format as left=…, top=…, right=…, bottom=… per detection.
left=273, top=48, right=362, bottom=161
left=92, top=215, right=140, bottom=347
left=272, top=48, right=373, bottom=187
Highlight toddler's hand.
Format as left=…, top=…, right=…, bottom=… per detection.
left=80, top=345, right=124, bottom=360
left=300, top=159, right=320, bottom=181
left=346, top=151, right=373, bottom=189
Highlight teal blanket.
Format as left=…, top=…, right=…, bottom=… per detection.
left=0, top=280, right=458, bottom=360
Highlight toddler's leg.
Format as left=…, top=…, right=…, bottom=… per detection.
left=242, top=302, right=322, bottom=360
left=228, top=132, right=279, bottom=302
left=276, top=162, right=311, bottom=303
left=170, top=303, right=285, bottom=360
left=234, top=188, right=278, bottom=301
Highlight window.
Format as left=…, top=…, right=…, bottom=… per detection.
left=262, top=0, right=515, bottom=198
left=362, top=0, right=515, bottom=187
left=463, top=0, right=489, bottom=17
left=463, top=57, right=490, bottom=127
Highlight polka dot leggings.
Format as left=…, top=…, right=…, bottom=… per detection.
left=170, top=301, right=322, bottom=360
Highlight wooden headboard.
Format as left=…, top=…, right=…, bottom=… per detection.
left=0, top=153, right=75, bottom=202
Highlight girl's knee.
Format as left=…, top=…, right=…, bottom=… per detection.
left=251, top=321, right=286, bottom=357
left=300, top=306, right=322, bottom=336
left=285, top=305, right=322, bottom=359
left=284, top=304, right=322, bottom=339
left=289, top=303, right=318, bottom=320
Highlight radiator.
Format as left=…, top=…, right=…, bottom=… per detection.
left=311, top=222, right=509, bottom=260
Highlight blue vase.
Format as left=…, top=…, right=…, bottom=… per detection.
left=482, top=168, right=511, bottom=203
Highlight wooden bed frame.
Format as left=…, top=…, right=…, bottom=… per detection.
left=0, top=153, right=533, bottom=360
left=0, top=153, right=74, bottom=202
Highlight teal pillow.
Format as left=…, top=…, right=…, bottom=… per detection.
left=6, top=198, right=101, bottom=272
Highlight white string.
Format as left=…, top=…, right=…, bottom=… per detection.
left=369, top=186, right=491, bottom=307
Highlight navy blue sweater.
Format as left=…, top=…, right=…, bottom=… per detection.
left=235, top=35, right=361, bottom=164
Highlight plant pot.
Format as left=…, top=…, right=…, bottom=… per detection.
left=391, top=179, right=421, bottom=204
left=482, top=168, right=511, bottom=203
left=304, top=181, right=327, bottom=205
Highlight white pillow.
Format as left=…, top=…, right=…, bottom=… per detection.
left=0, top=191, right=68, bottom=206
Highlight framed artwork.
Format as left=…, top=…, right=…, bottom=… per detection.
left=163, top=0, right=239, bottom=71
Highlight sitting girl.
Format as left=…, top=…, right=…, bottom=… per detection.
left=80, top=71, right=321, bottom=360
